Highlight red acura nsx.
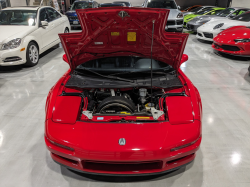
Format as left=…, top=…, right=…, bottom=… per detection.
left=45, top=7, right=202, bottom=175
left=213, top=26, right=250, bottom=56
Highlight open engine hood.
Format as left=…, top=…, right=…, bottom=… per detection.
left=59, top=8, right=189, bottom=70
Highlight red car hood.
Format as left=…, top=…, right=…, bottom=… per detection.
left=218, top=26, right=250, bottom=40
left=59, top=8, right=188, bottom=70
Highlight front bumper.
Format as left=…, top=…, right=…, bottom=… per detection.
left=0, top=46, right=26, bottom=66
left=212, top=41, right=250, bottom=56
left=45, top=119, right=201, bottom=175
left=165, top=19, right=183, bottom=32
left=186, top=22, right=202, bottom=32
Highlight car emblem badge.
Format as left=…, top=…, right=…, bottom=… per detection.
left=118, top=11, right=130, bottom=20
left=119, top=138, right=126, bottom=145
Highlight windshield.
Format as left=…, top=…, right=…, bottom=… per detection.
left=205, top=9, right=224, bottom=16
left=146, top=0, right=177, bottom=9
left=100, top=4, right=124, bottom=7
left=232, top=12, right=250, bottom=21
left=0, top=10, right=37, bottom=26
left=196, top=8, right=214, bottom=15
left=76, top=56, right=172, bottom=78
left=191, top=7, right=204, bottom=13
left=71, top=2, right=92, bottom=10
left=113, top=1, right=130, bottom=6
left=216, top=8, right=235, bottom=17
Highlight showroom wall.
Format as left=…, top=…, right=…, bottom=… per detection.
left=232, top=0, right=250, bottom=7
left=9, top=0, right=27, bottom=6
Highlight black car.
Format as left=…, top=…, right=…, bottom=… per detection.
left=113, top=1, right=132, bottom=7
left=99, top=3, right=126, bottom=7
left=65, top=0, right=98, bottom=29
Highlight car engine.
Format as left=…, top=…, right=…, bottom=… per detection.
left=81, top=88, right=166, bottom=122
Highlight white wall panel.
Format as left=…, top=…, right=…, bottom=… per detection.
left=10, top=0, right=27, bottom=6
left=232, top=0, right=250, bottom=8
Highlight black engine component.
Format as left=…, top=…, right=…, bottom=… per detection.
left=96, top=96, right=136, bottom=114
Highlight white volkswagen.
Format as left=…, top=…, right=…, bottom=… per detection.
left=0, top=6, right=70, bottom=67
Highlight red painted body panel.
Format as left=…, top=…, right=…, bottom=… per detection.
left=52, top=96, right=82, bottom=124
left=166, top=96, right=194, bottom=125
left=59, top=8, right=188, bottom=70
left=45, top=7, right=202, bottom=175
left=212, top=26, right=250, bottom=56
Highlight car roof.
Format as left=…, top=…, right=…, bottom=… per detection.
left=232, top=7, right=250, bottom=10
left=3, top=6, right=40, bottom=10
left=2, top=6, right=55, bottom=11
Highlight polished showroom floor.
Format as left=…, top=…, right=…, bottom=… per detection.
left=0, top=31, right=250, bottom=187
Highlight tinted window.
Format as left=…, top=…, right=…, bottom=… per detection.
left=113, top=1, right=130, bottom=6
left=196, top=8, right=214, bottom=15
left=71, top=2, right=93, bottom=10
left=191, top=7, right=204, bottom=13
left=39, top=8, right=49, bottom=22
left=46, top=8, right=61, bottom=22
left=206, top=9, right=224, bottom=16
left=232, top=12, right=250, bottom=21
left=0, top=10, right=37, bottom=26
left=216, top=8, right=235, bottom=17
left=146, top=0, right=177, bottom=9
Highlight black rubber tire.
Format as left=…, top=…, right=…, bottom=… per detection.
left=25, top=42, right=39, bottom=67
left=97, top=96, right=136, bottom=113
left=64, top=28, right=69, bottom=33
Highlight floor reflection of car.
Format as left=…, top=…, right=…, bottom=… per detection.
left=65, top=0, right=98, bottom=29
left=0, top=6, right=70, bottom=67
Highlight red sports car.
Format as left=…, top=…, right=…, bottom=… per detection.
left=213, top=25, right=250, bottom=56
left=45, top=7, right=202, bottom=175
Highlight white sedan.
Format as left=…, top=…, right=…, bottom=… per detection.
left=0, top=6, right=70, bottom=67
left=196, top=11, right=250, bottom=42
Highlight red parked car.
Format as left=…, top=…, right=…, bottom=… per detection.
left=45, top=7, right=202, bottom=176
left=213, top=25, right=250, bottom=56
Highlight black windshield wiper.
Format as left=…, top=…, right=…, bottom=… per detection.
left=75, top=69, right=134, bottom=83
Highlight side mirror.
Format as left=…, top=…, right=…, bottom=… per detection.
left=181, top=54, right=188, bottom=64
left=178, top=6, right=181, bottom=10
left=68, top=6, right=71, bottom=10
left=40, top=21, right=48, bottom=27
left=63, top=54, right=69, bottom=64
left=142, top=3, right=144, bottom=6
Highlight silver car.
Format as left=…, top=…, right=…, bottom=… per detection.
left=143, top=0, right=183, bottom=32
left=183, top=6, right=215, bottom=16
left=186, top=7, right=250, bottom=32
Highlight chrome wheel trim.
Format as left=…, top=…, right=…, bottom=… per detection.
left=29, top=45, right=39, bottom=64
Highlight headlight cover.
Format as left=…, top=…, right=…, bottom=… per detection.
left=1, top=38, right=22, bottom=50
left=213, top=23, right=224, bottom=30
left=177, top=13, right=183, bottom=18
left=234, top=39, right=250, bottom=43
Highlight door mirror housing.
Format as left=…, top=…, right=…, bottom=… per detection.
left=181, top=54, right=188, bottom=64
left=40, top=21, right=48, bottom=27
left=177, top=6, right=181, bottom=10
left=68, top=6, right=71, bottom=10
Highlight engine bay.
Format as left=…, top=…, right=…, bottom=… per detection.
left=80, top=88, right=166, bottom=121
left=55, top=87, right=184, bottom=123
